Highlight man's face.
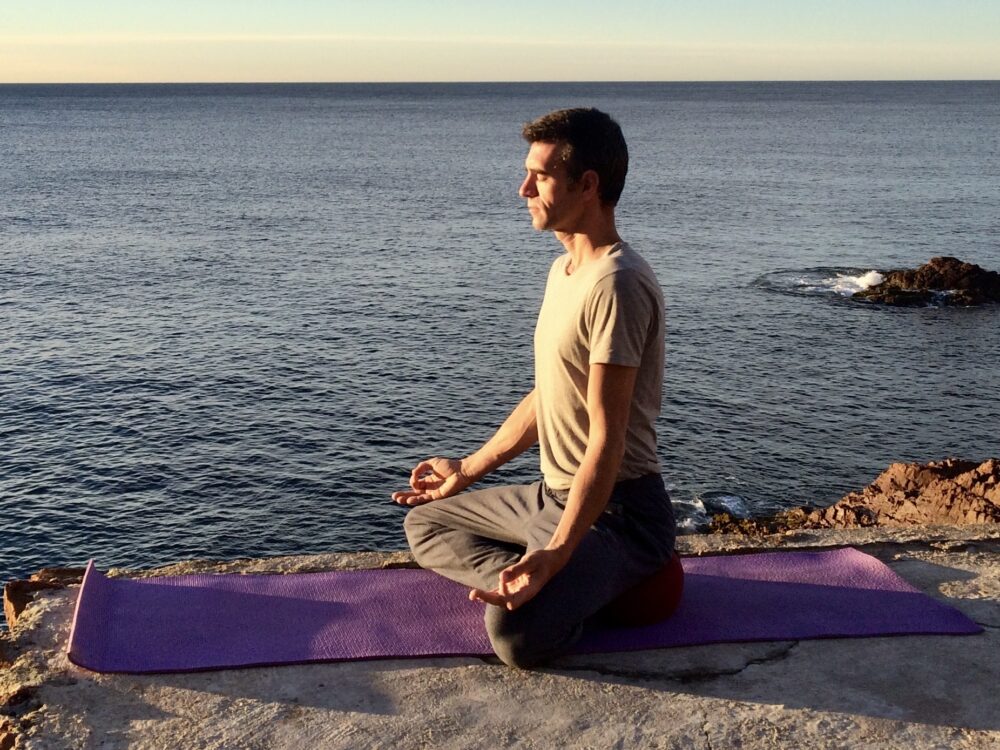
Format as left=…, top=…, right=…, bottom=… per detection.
left=518, top=141, right=585, bottom=233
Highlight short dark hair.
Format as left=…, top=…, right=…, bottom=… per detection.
left=521, top=108, right=628, bottom=206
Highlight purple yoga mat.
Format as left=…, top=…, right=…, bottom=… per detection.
left=67, top=548, right=981, bottom=674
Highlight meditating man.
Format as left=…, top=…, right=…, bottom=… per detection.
left=393, top=108, right=676, bottom=668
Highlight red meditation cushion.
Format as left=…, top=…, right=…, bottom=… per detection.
left=602, top=552, right=685, bottom=627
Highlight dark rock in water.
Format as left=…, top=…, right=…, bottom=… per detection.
left=700, top=492, right=751, bottom=519
left=853, top=256, right=1000, bottom=306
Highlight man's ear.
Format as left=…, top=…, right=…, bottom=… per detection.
left=579, top=169, right=600, bottom=199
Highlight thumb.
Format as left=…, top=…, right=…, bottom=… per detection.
left=499, top=558, right=528, bottom=587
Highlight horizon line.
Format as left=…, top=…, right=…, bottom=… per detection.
left=2, top=78, right=999, bottom=86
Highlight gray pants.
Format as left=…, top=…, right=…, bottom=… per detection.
left=403, top=473, right=676, bottom=668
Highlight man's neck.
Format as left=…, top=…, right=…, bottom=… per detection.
left=556, top=225, right=622, bottom=274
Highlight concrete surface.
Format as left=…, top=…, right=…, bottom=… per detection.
left=2, top=525, right=998, bottom=749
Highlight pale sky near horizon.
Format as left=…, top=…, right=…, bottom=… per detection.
left=3, top=1, right=999, bottom=83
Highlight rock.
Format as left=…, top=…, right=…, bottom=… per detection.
left=0, top=720, right=16, bottom=750
left=709, top=506, right=815, bottom=535
left=712, top=458, right=1000, bottom=534
left=853, top=256, right=1000, bottom=306
left=812, top=458, right=1000, bottom=528
left=3, top=568, right=85, bottom=631
left=26, top=568, right=87, bottom=586
left=700, top=493, right=751, bottom=519
left=0, top=688, right=39, bottom=750
left=0, top=687, right=36, bottom=716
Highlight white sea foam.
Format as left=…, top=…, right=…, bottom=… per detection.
left=701, top=493, right=751, bottom=519
left=828, top=270, right=884, bottom=296
left=674, top=496, right=709, bottom=533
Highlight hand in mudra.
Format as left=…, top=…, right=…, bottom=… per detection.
left=468, top=547, right=567, bottom=611
left=391, top=457, right=474, bottom=505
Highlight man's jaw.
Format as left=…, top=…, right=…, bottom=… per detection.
left=527, top=205, right=548, bottom=230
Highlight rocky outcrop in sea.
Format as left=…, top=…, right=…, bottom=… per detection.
left=711, top=458, right=1000, bottom=534
left=853, top=256, right=1000, bottom=306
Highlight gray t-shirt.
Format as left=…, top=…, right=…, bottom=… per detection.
left=533, top=241, right=664, bottom=490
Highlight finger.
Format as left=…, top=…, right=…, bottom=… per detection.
left=409, top=459, right=436, bottom=479
left=503, top=586, right=534, bottom=611
left=499, top=560, right=532, bottom=589
left=404, top=494, right=433, bottom=506
left=469, top=587, right=506, bottom=606
left=409, top=460, right=441, bottom=490
left=391, top=490, right=432, bottom=505
left=498, top=569, right=525, bottom=598
left=499, top=573, right=539, bottom=610
left=409, top=461, right=431, bottom=489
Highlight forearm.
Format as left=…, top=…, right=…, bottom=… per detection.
left=461, top=389, right=539, bottom=481
left=544, top=434, right=625, bottom=562
left=472, top=365, right=638, bottom=610
left=544, top=362, right=637, bottom=564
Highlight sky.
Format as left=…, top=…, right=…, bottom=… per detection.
left=2, top=0, right=999, bottom=83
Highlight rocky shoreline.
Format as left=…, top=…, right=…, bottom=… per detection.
left=2, top=526, right=998, bottom=748
left=3, top=459, right=998, bottom=631
left=2, top=459, right=999, bottom=748
left=710, top=458, right=1000, bottom=535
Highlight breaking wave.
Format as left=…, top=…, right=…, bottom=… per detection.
left=754, top=267, right=885, bottom=299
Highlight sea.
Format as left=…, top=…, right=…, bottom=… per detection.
left=2, top=81, right=999, bottom=592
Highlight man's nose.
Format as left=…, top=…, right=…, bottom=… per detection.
left=519, top=175, right=536, bottom=198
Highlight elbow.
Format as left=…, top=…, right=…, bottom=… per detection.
left=586, top=430, right=627, bottom=470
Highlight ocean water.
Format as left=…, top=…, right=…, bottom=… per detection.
left=2, top=82, right=999, bottom=589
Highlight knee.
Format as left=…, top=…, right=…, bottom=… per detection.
left=402, top=505, right=439, bottom=560
left=485, top=605, right=577, bottom=669
left=403, top=505, right=430, bottom=547
left=486, top=607, right=543, bottom=669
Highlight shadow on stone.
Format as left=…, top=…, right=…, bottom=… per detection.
left=549, top=557, right=997, bottom=731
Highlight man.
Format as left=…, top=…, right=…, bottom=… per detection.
left=392, top=108, right=675, bottom=668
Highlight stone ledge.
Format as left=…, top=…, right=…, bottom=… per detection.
left=679, top=522, right=1000, bottom=556
left=2, top=525, right=998, bottom=748
left=4, top=525, right=997, bottom=630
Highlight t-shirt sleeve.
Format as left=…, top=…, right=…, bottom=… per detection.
left=586, top=270, right=656, bottom=367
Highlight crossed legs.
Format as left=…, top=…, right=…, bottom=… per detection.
left=404, top=478, right=673, bottom=668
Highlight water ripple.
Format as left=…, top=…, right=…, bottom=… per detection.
left=2, top=82, right=999, bottom=589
